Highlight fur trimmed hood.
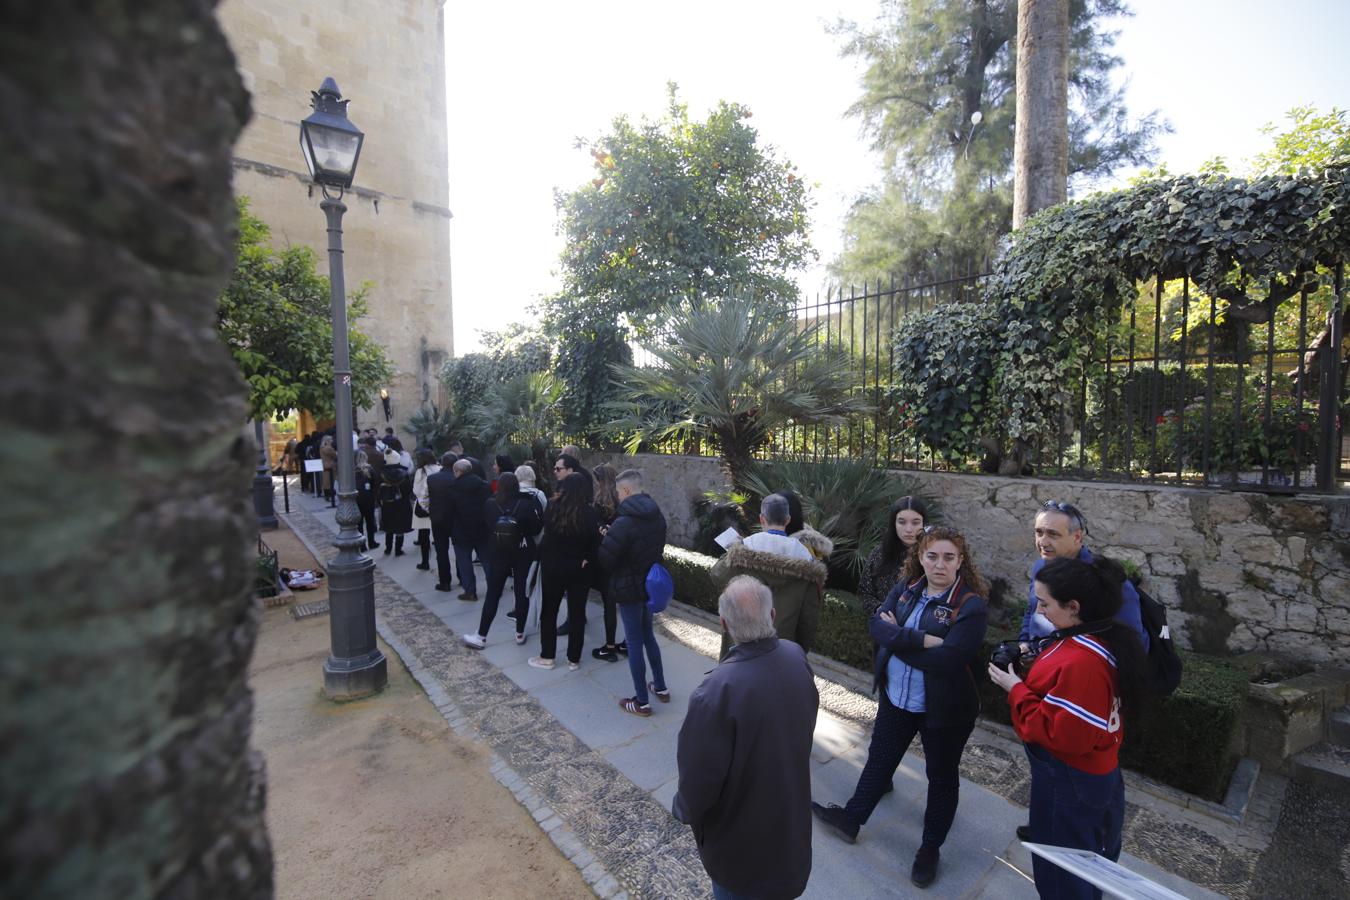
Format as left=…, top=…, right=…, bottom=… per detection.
left=793, top=526, right=834, bottom=561
left=720, top=542, right=828, bottom=588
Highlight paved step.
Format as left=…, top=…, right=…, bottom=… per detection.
left=1289, top=741, right=1350, bottom=793
left=1328, top=705, right=1350, bottom=747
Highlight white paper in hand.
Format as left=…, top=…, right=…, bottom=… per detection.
left=714, top=527, right=743, bottom=550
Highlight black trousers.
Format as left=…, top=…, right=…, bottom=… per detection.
left=540, top=562, right=590, bottom=664
left=845, top=691, right=975, bottom=848
left=357, top=501, right=377, bottom=547
left=478, top=547, right=533, bottom=638
left=431, top=521, right=453, bottom=586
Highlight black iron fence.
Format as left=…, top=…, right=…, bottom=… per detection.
left=629, top=265, right=1347, bottom=493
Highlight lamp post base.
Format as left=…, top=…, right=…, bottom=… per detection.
left=322, top=490, right=387, bottom=701
left=252, top=471, right=278, bottom=529
left=323, top=650, right=387, bottom=701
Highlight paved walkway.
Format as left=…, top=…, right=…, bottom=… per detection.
left=279, top=488, right=1237, bottom=898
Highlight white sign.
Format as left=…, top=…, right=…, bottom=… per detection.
left=714, top=527, right=743, bottom=550
left=1022, top=844, right=1189, bottom=900
left=303, top=459, right=325, bottom=473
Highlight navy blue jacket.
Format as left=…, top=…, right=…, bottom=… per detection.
left=870, top=575, right=988, bottom=728
left=1021, top=546, right=1149, bottom=651
left=597, top=493, right=667, bottom=605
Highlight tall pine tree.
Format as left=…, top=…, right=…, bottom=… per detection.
left=831, top=0, right=1165, bottom=282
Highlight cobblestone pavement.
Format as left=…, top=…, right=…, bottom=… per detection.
left=279, top=487, right=1277, bottom=898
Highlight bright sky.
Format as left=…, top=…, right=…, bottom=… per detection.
left=445, top=0, right=1350, bottom=354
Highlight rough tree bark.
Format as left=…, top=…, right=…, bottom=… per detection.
left=1012, top=0, right=1070, bottom=227
left=0, top=3, right=271, bottom=898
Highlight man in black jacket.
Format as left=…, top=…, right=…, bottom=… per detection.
left=597, top=469, right=668, bottom=716
left=674, top=576, right=818, bottom=899
left=426, top=451, right=458, bottom=592
left=445, top=459, right=491, bottom=600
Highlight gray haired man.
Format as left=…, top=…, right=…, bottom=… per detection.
left=673, top=576, right=819, bottom=899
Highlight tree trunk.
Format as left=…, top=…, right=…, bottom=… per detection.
left=1012, top=0, right=1070, bottom=228
left=0, top=3, right=270, bottom=898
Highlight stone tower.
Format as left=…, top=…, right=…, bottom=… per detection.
left=219, top=0, right=453, bottom=436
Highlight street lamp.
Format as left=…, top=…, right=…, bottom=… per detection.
left=300, top=77, right=386, bottom=700
left=252, top=418, right=278, bottom=529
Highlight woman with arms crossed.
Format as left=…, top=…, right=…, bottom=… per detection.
left=812, top=526, right=989, bottom=889
left=987, top=556, right=1147, bottom=900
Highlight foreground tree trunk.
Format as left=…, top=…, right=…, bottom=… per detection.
left=0, top=3, right=270, bottom=898
left=1012, top=0, right=1070, bottom=227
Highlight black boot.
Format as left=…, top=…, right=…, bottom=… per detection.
left=417, top=541, right=431, bottom=570
left=394, top=536, right=405, bottom=557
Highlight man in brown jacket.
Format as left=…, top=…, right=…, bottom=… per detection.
left=673, top=576, right=819, bottom=899
left=709, top=495, right=829, bottom=657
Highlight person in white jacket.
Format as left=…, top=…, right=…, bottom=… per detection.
left=411, top=448, right=441, bottom=572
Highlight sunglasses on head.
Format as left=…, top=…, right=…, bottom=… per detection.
left=1041, top=499, right=1087, bottom=533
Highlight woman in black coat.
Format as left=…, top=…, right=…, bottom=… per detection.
left=354, top=448, right=380, bottom=551
left=378, top=449, right=413, bottom=556
left=531, top=474, right=599, bottom=671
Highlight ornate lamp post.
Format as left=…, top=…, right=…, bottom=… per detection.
left=300, top=77, right=386, bottom=699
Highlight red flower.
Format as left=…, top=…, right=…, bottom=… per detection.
left=1155, top=415, right=1166, bottom=425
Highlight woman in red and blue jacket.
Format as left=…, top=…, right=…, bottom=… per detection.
left=811, top=526, right=989, bottom=889
left=988, top=556, right=1148, bottom=900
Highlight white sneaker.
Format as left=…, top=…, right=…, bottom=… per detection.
left=461, top=633, right=486, bottom=650
left=528, top=656, right=555, bottom=670
left=568, top=661, right=580, bottom=671
left=514, top=633, right=526, bottom=645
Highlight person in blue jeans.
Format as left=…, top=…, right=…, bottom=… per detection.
left=597, top=470, right=669, bottom=717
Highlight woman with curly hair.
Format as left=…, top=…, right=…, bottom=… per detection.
left=858, top=495, right=930, bottom=618
left=811, top=526, right=989, bottom=890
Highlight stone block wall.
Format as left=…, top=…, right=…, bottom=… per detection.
left=583, top=452, right=1350, bottom=666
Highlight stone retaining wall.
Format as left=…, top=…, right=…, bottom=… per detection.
left=583, top=452, right=1350, bottom=665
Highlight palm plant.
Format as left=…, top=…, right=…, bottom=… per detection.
left=467, top=371, right=564, bottom=471
left=609, top=294, right=873, bottom=488
left=404, top=402, right=459, bottom=453
left=740, top=457, right=939, bottom=576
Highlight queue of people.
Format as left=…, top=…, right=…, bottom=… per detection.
left=290, top=432, right=1144, bottom=899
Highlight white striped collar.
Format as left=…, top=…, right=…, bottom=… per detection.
left=1072, top=635, right=1117, bottom=667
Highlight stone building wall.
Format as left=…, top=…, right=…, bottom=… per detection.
left=584, top=452, right=1350, bottom=665
left=218, top=0, right=453, bottom=435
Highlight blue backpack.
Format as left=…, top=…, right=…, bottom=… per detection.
left=645, top=562, right=674, bottom=614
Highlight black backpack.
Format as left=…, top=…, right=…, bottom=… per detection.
left=1137, top=587, right=1183, bottom=696
left=492, top=496, right=538, bottom=553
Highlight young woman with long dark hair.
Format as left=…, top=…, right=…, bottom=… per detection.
left=987, top=555, right=1148, bottom=900
left=530, top=473, right=599, bottom=671
left=858, top=495, right=931, bottom=618
left=812, top=526, right=989, bottom=889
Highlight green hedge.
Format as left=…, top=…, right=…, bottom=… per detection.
left=665, top=545, right=1248, bottom=802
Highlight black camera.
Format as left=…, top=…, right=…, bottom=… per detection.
left=990, top=640, right=1026, bottom=670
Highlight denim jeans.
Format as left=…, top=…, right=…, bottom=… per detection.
left=1025, top=743, right=1124, bottom=900
left=452, top=537, right=492, bottom=595
left=711, top=881, right=765, bottom=900
left=617, top=601, right=666, bottom=706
